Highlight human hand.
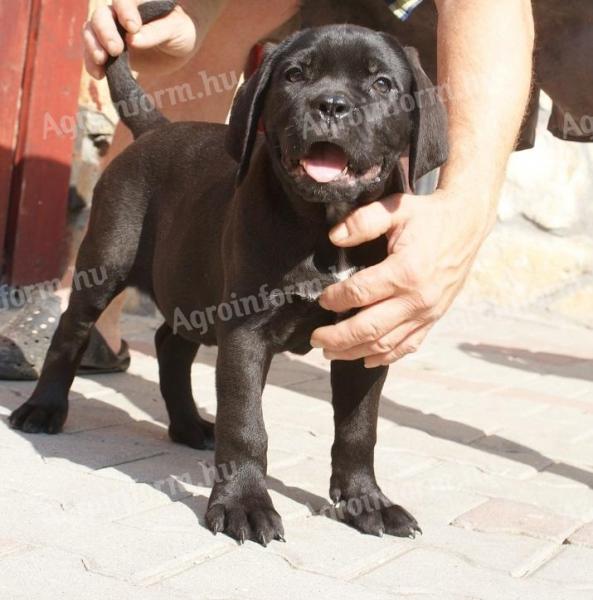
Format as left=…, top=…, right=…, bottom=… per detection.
left=311, top=189, right=493, bottom=368
left=83, top=0, right=197, bottom=79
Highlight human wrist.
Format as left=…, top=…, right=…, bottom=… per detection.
left=439, top=160, right=501, bottom=229
left=434, top=178, right=499, bottom=249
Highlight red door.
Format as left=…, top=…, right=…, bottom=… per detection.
left=0, top=0, right=87, bottom=286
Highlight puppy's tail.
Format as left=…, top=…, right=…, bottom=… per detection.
left=105, top=1, right=175, bottom=139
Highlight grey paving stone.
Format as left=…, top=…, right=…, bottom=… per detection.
left=0, top=308, right=591, bottom=598
left=0, top=547, right=192, bottom=600
left=519, top=372, right=593, bottom=401
left=531, top=545, right=593, bottom=589
left=421, top=525, right=551, bottom=575
left=0, top=484, right=171, bottom=547
left=380, top=381, right=459, bottom=413
left=408, top=462, right=593, bottom=521
left=374, top=446, right=441, bottom=480
left=266, top=423, right=334, bottom=461
left=0, top=421, right=171, bottom=473
left=567, top=522, right=593, bottom=549
left=376, top=404, right=487, bottom=445
left=380, top=427, right=545, bottom=480
left=46, top=517, right=234, bottom=585
left=268, top=456, right=333, bottom=514
left=92, top=452, right=217, bottom=489
left=164, top=545, right=396, bottom=600
left=429, top=397, right=546, bottom=437
left=356, top=546, right=588, bottom=600
left=378, top=482, right=487, bottom=528
left=0, top=537, right=32, bottom=561
left=268, top=512, right=413, bottom=580
left=470, top=435, right=555, bottom=472
left=0, top=489, right=89, bottom=547
left=284, top=373, right=334, bottom=400
left=452, top=498, right=580, bottom=543
left=475, top=421, right=593, bottom=470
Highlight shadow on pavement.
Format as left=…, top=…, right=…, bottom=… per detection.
left=0, top=339, right=592, bottom=536
left=459, top=343, right=593, bottom=382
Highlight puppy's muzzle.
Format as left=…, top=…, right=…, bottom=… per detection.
left=312, top=94, right=353, bottom=121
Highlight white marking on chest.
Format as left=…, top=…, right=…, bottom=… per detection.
left=292, top=252, right=357, bottom=303
left=332, top=249, right=357, bottom=283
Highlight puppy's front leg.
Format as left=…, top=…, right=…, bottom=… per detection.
left=330, top=360, right=421, bottom=538
left=206, top=328, right=284, bottom=546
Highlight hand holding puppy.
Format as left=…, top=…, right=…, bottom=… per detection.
left=311, top=188, right=491, bottom=367
left=83, top=0, right=198, bottom=79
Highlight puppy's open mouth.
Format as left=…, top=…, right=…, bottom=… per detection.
left=296, top=142, right=382, bottom=185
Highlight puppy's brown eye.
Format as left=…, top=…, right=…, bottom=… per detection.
left=373, top=77, right=392, bottom=93
left=286, top=67, right=305, bottom=83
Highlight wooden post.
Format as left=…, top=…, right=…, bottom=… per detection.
left=1, top=0, right=87, bottom=286
left=0, top=0, right=34, bottom=272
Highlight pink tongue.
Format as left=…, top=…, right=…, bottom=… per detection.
left=300, top=145, right=348, bottom=183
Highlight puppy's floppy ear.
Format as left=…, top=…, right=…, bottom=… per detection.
left=226, top=43, right=277, bottom=184
left=226, top=33, right=303, bottom=186
left=404, top=47, right=448, bottom=193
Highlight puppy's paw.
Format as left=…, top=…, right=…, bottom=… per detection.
left=9, top=399, right=67, bottom=434
left=206, top=483, right=284, bottom=546
left=330, top=480, right=421, bottom=539
left=348, top=501, right=421, bottom=539
left=169, top=418, right=215, bottom=450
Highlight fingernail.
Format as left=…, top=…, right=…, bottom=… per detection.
left=106, top=39, right=121, bottom=55
left=330, top=224, right=349, bottom=243
left=126, top=18, right=140, bottom=33
left=93, top=50, right=105, bottom=64
left=311, top=339, right=322, bottom=349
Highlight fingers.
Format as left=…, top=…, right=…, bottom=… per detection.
left=83, top=1, right=142, bottom=78
left=112, top=0, right=142, bottom=34
left=323, top=319, right=423, bottom=362
left=311, top=297, right=415, bottom=353
left=364, top=325, right=431, bottom=368
left=127, top=6, right=195, bottom=56
left=329, top=194, right=405, bottom=247
left=91, top=4, right=125, bottom=56
left=82, top=2, right=196, bottom=79
left=320, top=256, right=403, bottom=313
left=127, top=15, right=178, bottom=51
left=82, top=23, right=108, bottom=79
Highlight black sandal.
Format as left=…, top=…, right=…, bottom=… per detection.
left=0, top=290, right=130, bottom=381
left=78, top=327, right=131, bottom=375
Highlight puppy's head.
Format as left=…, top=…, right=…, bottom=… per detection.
left=227, top=25, right=447, bottom=206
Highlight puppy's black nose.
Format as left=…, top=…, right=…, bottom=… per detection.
left=313, top=94, right=352, bottom=120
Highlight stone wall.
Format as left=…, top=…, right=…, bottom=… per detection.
left=460, top=95, right=593, bottom=328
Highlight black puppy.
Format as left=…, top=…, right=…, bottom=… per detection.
left=10, top=1, right=447, bottom=545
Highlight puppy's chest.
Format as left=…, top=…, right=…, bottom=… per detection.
left=258, top=251, right=358, bottom=355
left=284, top=249, right=359, bottom=302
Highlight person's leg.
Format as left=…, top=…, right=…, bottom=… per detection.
left=94, top=292, right=126, bottom=352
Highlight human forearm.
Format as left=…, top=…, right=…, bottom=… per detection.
left=435, top=0, right=535, bottom=231
left=178, top=0, right=228, bottom=53
left=312, top=0, right=535, bottom=365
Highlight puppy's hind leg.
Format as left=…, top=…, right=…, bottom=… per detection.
left=155, top=323, right=214, bottom=450
left=10, top=268, right=128, bottom=433
left=10, top=191, right=143, bottom=433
